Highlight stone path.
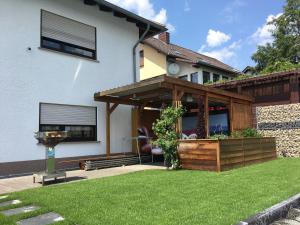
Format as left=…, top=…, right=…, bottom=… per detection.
left=0, top=199, right=21, bottom=207
left=1, top=205, right=40, bottom=216
left=0, top=164, right=164, bottom=194
left=16, top=212, right=64, bottom=225
left=0, top=196, right=64, bottom=225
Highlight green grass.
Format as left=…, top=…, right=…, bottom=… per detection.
left=0, top=159, right=299, bottom=225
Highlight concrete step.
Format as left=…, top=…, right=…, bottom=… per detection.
left=1, top=205, right=40, bottom=216
left=0, top=200, right=21, bottom=208
left=17, top=212, right=64, bottom=225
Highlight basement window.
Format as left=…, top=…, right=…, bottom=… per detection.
left=39, top=103, right=97, bottom=142
left=40, top=10, right=97, bottom=60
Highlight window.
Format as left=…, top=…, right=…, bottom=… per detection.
left=179, top=75, right=188, bottom=81
left=139, top=50, right=144, bottom=67
left=213, top=73, right=220, bottom=82
left=39, top=103, right=97, bottom=142
left=203, top=71, right=210, bottom=84
left=41, top=10, right=96, bottom=60
left=191, top=72, right=198, bottom=83
left=222, top=76, right=229, bottom=81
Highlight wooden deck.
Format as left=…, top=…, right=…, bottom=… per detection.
left=178, top=137, right=277, bottom=172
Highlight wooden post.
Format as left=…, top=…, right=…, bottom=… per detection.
left=229, top=98, right=234, bottom=134
left=204, top=94, right=209, bottom=138
left=106, top=102, right=110, bottom=159
left=172, top=87, right=183, bottom=134
left=106, top=103, right=119, bottom=158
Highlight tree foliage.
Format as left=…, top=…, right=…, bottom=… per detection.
left=152, top=106, right=184, bottom=169
left=252, top=0, right=300, bottom=72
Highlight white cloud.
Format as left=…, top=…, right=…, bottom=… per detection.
left=251, top=13, right=282, bottom=46
left=184, top=0, right=191, bottom=12
left=107, top=0, right=175, bottom=32
left=199, top=41, right=241, bottom=63
left=206, top=29, right=231, bottom=48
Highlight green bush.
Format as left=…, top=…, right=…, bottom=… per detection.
left=210, top=134, right=228, bottom=140
left=231, top=128, right=262, bottom=138
left=152, top=106, right=184, bottom=169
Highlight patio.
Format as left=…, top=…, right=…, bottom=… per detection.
left=93, top=75, right=276, bottom=171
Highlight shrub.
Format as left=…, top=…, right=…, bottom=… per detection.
left=152, top=106, right=184, bottom=169
left=231, top=128, right=262, bottom=138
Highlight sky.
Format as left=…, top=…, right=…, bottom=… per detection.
left=107, top=0, right=285, bottom=70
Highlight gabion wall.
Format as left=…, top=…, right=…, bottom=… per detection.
left=256, top=103, right=300, bottom=157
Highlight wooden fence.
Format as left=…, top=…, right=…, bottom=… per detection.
left=178, top=137, right=276, bottom=172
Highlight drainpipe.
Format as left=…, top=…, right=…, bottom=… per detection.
left=133, top=23, right=150, bottom=83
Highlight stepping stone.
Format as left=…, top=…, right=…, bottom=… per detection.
left=0, top=195, right=8, bottom=200
left=0, top=200, right=21, bottom=207
left=17, top=212, right=64, bottom=225
left=1, top=205, right=40, bottom=216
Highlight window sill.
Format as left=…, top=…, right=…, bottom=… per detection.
left=38, top=47, right=100, bottom=63
left=37, top=141, right=101, bottom=145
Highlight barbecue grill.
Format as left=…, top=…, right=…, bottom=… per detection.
left=33, top=131, right=68, bottom=185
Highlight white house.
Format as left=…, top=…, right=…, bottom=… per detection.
left=0, top=0, right=165, bottom=177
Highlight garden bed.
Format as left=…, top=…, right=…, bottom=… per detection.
left=178, top=137, right=277, bottom=172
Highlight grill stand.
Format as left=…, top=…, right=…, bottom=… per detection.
left=33, top=132, right=68, bottom=186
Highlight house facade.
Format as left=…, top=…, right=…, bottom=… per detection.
left=0, top=0, right=165, bottom=177
left=139, top=32, right=240, bottom=83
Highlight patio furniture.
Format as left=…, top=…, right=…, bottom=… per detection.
left=138, top=126, right=163, bottom=163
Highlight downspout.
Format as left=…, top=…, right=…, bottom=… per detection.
left=133, top=23, right=150, bottom=83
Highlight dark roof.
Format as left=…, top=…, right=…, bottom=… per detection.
left=242, top=66, right=256, bottom=73
left=212, top=69, right=300, bottom=89
left=143, top=37, right=240, bottom=74
left=83, top=0, right=167, bottom=39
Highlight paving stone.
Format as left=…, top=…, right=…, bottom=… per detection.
left=0, top=200, right=21, bottom=207
left=295, top=217, right=300, bottom=222
left=0, top=195, right=8, bottom=200
left=1, top=205, right=40, bottom=216
left=17, top=212, right=64, bottom=225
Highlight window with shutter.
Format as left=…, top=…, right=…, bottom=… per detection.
left=41, top=10, right=97, bottom=60
left=39, top=103, right=97, bottom=142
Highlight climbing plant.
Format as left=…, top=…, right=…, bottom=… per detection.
left=152, top=106, right=184, bottom=169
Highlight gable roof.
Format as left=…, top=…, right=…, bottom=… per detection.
left=83, top=0, right=167, bottom=39
left=143, top=37, right=240, bottom=74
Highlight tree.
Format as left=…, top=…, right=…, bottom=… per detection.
left=252, top=0, right=300, bottom=72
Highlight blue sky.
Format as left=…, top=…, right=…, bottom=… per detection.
left=108, top=0, right=285, bottom=70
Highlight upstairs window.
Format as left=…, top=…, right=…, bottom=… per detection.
left=139, top=50, right=144, bottom=67
left=179, top=75, right=188, bottom=81
left=203, top=71, right=210, bottom=84
left=191, top=72, right=198, bottom=83
left=39, top=103, right=97, bottom=142
left=41, top=10, right=97, bottom=60
left=213, top=73, right=220, bottom=82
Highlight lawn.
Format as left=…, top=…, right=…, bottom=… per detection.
left=0, top=159, right=299, bottom=225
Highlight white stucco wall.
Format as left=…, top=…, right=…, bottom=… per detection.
left=0, top=0, right=139, bottom=163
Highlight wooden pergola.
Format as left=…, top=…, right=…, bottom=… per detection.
left=94, top=75, right=254, bottom=158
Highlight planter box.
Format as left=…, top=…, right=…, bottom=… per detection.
left=178, top=137, right=277, bottom=172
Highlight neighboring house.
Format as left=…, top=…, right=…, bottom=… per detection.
left=139, top=32, right=240, bottom=83
left=0, top=0, right=165, bottom=177
left=213, top=69, right=300, bottom=157
left=242, top=66, right=257, bottom=76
